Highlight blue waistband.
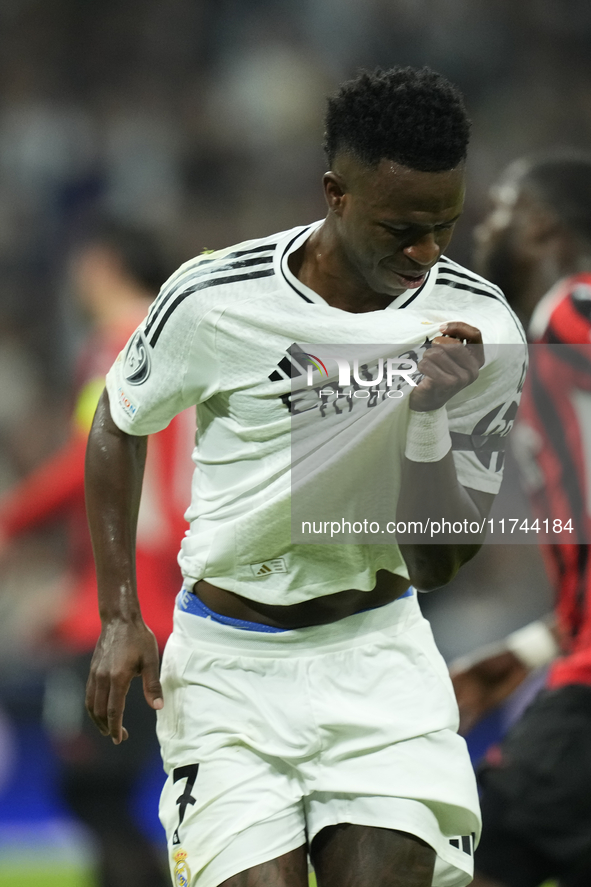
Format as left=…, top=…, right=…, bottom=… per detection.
left=177, top=589, right=288, bottom=632
left=176, top=587, right=413, bottom=633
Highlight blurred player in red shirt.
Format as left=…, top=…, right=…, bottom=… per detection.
left=0, top=221, right=194, bottom=887
left=453, top=152, right=591, bottom=887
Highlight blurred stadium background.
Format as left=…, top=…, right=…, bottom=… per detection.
left=1, top=1, right=589, bottom=884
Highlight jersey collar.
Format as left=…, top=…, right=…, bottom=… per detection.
left=277, top=220, right=436, bottom=310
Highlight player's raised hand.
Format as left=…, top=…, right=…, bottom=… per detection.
left=410, top=321, right=485, bottom=412
left=85, top=618, right=163, bottom=744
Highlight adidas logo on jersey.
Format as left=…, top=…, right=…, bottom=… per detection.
left=267, top=344, right=319, bottom=412
left=268, top=343, right=315, bottom=384
left=250, top=558, right=287, bottom=577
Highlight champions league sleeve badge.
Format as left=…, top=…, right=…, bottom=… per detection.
left=123, top=329, right=151, bottom=385
left=173, top=849, right=191, bottom=887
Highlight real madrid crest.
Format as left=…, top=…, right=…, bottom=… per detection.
left=173, top=848, right=191, bottom=887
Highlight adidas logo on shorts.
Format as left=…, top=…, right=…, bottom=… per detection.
left=250, top=558, right=287, bottom=577
left=449, top=834, right=474, bottom=856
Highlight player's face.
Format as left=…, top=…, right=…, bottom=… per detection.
left=473, top=173, right=541, bottom=311
left=326, top=156, right=465, bottom=298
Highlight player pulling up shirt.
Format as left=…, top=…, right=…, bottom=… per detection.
left=85, top=68, right=526, bottom=887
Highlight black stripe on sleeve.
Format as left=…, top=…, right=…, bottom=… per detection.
left=438, top=259, right=505, bottom=300
left=436, top=277, right=505, bottom=302
left=200, top=243, right=277, bottom=263
left=148, top=268, right=275, bottom=346
left=145, top=254, right=274, bottom=337
left=437, top=271, right=527, bottom=344
left=145, top=244, right=277, bottom=331
left=147, top=248, right=266, bottom=320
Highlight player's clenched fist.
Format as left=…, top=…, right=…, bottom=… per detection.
left=410, top=320, right=485, bottom=413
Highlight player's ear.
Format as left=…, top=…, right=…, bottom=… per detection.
left=323, top=171, right=348, bottom=215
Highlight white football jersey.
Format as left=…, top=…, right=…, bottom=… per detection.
left=106, top=222, right=526, bottom=603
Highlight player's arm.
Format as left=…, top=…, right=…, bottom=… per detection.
left=397, top=321, right=493, bottom=590
left=449, top=614, right=559, bottom=734
left=85, top=388, right=163, bottom=744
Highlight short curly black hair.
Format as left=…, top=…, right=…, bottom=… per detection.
left=324, top=66, right=470, bottom=172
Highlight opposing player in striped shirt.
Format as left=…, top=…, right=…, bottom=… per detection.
left=453, top=151, right=591, bottom=887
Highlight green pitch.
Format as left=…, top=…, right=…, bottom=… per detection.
left=0, top=867, right=95, bottom=887
left=0, top=861, right=557, bottom=886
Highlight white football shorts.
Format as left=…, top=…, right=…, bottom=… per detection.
left=157, top=589, right=480, bottom=887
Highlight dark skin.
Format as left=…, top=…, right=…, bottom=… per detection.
left=473, top=172, right=576, bottom=325
left=296, top=155, right=465, bottom=312
left=86, top=154, right=495, bottom=887
left=451, top=649, right=531, bottom=736
left=214, top=828, right=435, bottom=887
left=452, top=172, right=575, bottom=741
left=454, top=169, right=579, bottom=887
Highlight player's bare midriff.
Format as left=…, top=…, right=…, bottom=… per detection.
left=193, top=569, right=411, bottom=629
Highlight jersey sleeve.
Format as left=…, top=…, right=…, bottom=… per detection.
left=106, top=291, right=220, bottom=435
left=446, top=342, right=528, bottom=494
